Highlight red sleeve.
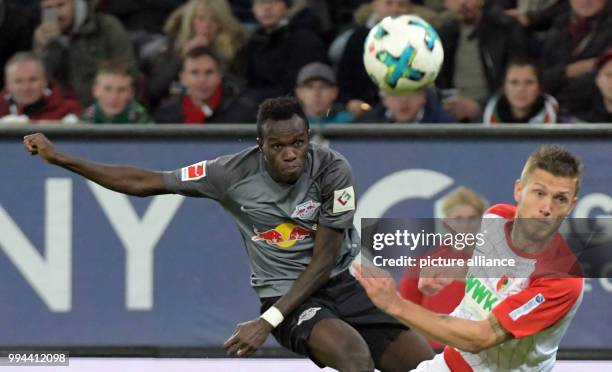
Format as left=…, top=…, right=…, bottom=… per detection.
left=399, top=270, right=423, bottom=304
left=484, top=204, right=516, bottom=219
left=492, top=277, right=583, bottom=339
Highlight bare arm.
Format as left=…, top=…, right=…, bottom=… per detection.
left=274, top=224, right=343, bottom=314
left=224, top=224, right=343, bottom=356
left=354, top=263, right=512, bottom=354
left=24, top=133, right=168, bottom=197
left=387, top=299, right=511, bottom=353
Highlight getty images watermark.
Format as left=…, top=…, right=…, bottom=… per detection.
left=360, top=218, right=612, bottom=278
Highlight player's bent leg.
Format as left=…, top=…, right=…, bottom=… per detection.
left=376, top=329, right=435, bottom=372
left=307, top=318, right=375, bottom=372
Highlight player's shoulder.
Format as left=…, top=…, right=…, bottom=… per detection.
left=484, top=204, right=516, bottom=220
left=532, top=276, right=584, bottom=301
left=310, top=144, right=352, bottom=174
left=209, top=145, right=261, bottom=177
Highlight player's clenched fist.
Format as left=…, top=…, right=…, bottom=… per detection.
left=23, top=133, right=59, bottom=164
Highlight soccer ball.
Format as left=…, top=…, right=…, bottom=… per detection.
left=363, top=15, right=444, bottom=94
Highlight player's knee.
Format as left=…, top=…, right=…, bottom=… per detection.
left=335, top=344, right=375, bottom=372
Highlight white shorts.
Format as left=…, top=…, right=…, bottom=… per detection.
left=410, top=352, right=451, bottom=372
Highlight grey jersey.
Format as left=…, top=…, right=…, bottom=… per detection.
left=163, top=144, right=360, bottom=298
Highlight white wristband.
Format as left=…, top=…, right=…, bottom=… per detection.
left=260, top=306, right=284, bottom=328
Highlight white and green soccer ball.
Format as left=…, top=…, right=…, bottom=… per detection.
left=363, top=15, right=444, bottom=94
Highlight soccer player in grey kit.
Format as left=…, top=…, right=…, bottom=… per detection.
left=23, top=97, right=433, bottom=371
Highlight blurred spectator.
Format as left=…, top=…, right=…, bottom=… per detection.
left=483, top=57, right=559, bottom=124
left=437, top=0, right=527, bottom=122
left=102, top=0, right=185, bottom=36
left=229, top=0, right=256, bottom=23
left=155, top=46, right=256, bottom=123
left=0, top=52, right=81, bottom=123
left=0, top=0, right=39, bottom=87
left=503, top=0, right=569, bottom=31
left=235, top=0, right=327, bottom=104
left=399, top=186, right=487, bottom=350
left=144, top=0, right=246, bottom=109
left=359, top=88, right=454, bottom=123
left=336, top=0, right=439, bottom=115
left=33, top=0, right=137, bottom=106
left=576, top=49, right=612, bottom=122
left=501, top=0, right=569, bottom=58
left=81, top=61, right=151, bottom=124
left=294, top=62, right=354, bottom=125
left=539, top=0, right=612, bottom=116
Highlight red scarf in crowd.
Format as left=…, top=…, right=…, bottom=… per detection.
left=181, top=85, right=224, bottom=124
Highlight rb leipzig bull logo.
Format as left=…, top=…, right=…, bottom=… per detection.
left=251, top=223, right=314, bottom=248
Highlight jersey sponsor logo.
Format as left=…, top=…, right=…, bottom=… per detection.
left=291, top=200, right=321, bottom=220
left=251, top=223, right=313, bottom=248
left=297, top=307, right=322, bottom=326
left=181, top=161, right=207, bottom=181
left=509, top=293, right=545, bottom=321
left=333, top=186, right=355, bottom=214
left=465, top=274, right=499, bottom=312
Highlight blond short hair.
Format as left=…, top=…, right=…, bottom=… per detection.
left=442, top=187, right=487, bottom=217
left=5, top=52, right=46, bottom=80
left=520, top=145, right=583, bottom=196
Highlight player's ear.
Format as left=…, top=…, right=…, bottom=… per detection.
left=256, top=137, right=263, bottom=151
left=513, top=179, right=522, bottom=203
left=568, top=196, right=578, bottom=214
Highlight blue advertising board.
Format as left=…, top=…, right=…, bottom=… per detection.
left=0, top=136, right=611, bottom=349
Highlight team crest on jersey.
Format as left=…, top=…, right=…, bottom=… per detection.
left=496, top=275, right=510, bottom=292
left=181, top=161, right=207, bottom=181
left=297, top=307, right=322, bottom=326
left=333, top=186, right=355, bottom=214
left=291, top=200, right=321, bottom=219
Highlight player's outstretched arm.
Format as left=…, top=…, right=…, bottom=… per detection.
left=354, top=262, right=512, bottom=354
left=24, top=133, right=168, bottom=197
left=224, top=224, right=343, bottom=357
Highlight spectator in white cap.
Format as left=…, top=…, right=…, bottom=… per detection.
left=294, top=62, right=354, bottom=125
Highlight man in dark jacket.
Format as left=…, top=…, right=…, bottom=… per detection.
left=237, top=0, right=327, bottom=105
left=576, top=49, right=612, bottom=122
left=539, top=0, right=612, bottom=116
left=359, top=88, right=454, bottom=124
left=0, top=0, right=39, bottom=87
left=436, top=0, right=527, bottom=122
left=155, top=47, right=256, bottom=124
left=33, top=0, right=137, bottom=106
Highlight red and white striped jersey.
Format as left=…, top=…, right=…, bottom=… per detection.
left=423, top=204, right=583, bottom=372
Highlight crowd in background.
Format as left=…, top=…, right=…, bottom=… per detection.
left=0, top=0, right=610, bottom=125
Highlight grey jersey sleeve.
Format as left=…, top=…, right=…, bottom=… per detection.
left=162, top=157, right=228, bottom=200
left=318, top=156, right=356, bottom=230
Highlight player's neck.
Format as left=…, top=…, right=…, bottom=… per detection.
left=510, top=225, right=554, bottom=255
left=511, top=106, right=530, bottom=121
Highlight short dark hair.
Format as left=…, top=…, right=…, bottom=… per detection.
left=182, top=46, right=221, bottom=71
left=256, top=96, right=309, bottom=138
left=521, top=145, right=583, bottom=195
left=95, top=60, right=135, bottom=82
left=503, top=56, right=542, bottom=85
